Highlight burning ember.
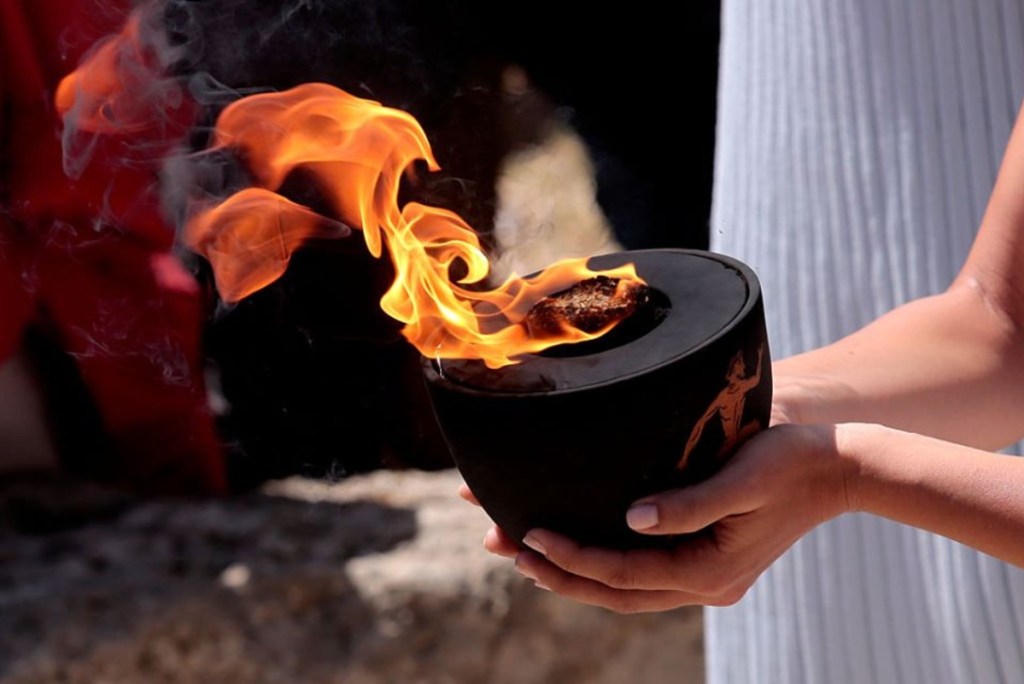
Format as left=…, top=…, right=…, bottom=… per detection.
left=523, top=276, right=651, bottom=338
left=56, top=10, right=646, bottom=369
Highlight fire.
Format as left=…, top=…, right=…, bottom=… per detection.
left=184, top=84, right=644, bottom=368
left=55, top=2, right=189, bottom=137
left=56, top=7, right=644, bottom=369
left=54, top=1, right=194, bottom=179
left=54, top=12, right=146, bottom=134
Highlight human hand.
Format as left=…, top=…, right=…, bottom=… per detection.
left=457, top=482, right=521, bottom=557
left=464, top=422, right=855, bottom=613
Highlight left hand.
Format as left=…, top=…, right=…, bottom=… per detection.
left=488, top=423, right=855, bottom=613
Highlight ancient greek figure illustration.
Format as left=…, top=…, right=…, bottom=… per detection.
left=676, top=343, right=765, bottom=471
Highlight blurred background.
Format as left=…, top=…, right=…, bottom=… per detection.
left=0, top=1, right=719, bottom=681
left=184, top=0, right=722, bottom=488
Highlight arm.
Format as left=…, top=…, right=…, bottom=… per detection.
left=494, top=104, right=1024, bottom=612
left=841, top=423, right=1024, bottom=567
left=507, top=421, right=1024, bottom=613
left=774, top=108, right=1024, bottom=450
left=774, top=286, right=1024, bottom=450
left=678, top=402, right=718, bottom=469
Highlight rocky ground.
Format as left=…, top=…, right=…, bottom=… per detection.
left=0, top=469, right=703, bottom=684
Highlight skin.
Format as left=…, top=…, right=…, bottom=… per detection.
left=462, top=102, right=1024, bottom=613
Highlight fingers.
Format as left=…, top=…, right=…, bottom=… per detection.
left=458, top=482, right=523, bottom=559
left=628, top=423, right=837, bottom=536
left=457, top=482, right=481, bottom=506
left=483, top=526, right=519, bottom=558
left=519, top=528, right=731, bottom=595
left=626, top=480, right=752, bottom=536
left=458, top=482, right=520, bottom=558
left=514, top=550, right=741, bottom=613
left=517, top=556, right=699, bottom=612
left=626, top=443, right=770, bottom=535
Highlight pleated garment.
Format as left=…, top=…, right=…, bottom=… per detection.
left=709, top=1, right=1024, bottom=682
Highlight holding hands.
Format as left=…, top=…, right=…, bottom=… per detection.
left=465, top=420, right=850, bottom=613
left=463, top=107, right=1024, bottom=610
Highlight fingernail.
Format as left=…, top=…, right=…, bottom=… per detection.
left=626, top=503, right=659, bottom=530
left=522, top=532, right=548, bottom=556
left=534, top=581, right=552, bottom=591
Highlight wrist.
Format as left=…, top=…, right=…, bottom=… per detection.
left=773, top=422, right=861, bottom=522
left=832, top=422, right=891, bottom=514
left=771, top=366, right=861, bottom=426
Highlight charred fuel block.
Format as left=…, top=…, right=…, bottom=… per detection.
left=422, top=249, right=772, bottom=549
left=523, top=276, right=651, bottom=337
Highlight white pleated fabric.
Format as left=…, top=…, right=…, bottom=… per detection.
left=709, top=1, right=1024, bottom=683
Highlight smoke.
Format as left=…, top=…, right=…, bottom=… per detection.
left=57, top=0, right=193, bottom=179
left=57, top=0, right=510, bottom=252
left=49, top=0, right=641, bottom=474
left=64, top=292, right=193, bottom=388
left=491, top=126, right=621, bottom=282
left=57, top=0, right=368, bottom=293
left=489, top=67, right=620, bottom=281
left=54, top=0, right=629, bottom=341
left=57, top=0, right=327, bottom=188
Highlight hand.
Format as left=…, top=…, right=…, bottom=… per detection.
left=457, top=482, right=521, bottom=557
left=500, top=423, right=855, bottom=613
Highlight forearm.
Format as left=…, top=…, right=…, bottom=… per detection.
left=775, top=281, right=1024, bottom=450
left=839, top=422, right=1024, bottom=567
left=776, top=102, right=1024, bottom=450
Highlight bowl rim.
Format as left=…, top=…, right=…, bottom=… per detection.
left=422, top=247, right=762, bottom=398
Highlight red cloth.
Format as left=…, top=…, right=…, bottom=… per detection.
left=0, top=0, right=226, bottom=495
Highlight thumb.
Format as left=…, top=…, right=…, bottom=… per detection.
left=626, top=470, right=753, bottom=535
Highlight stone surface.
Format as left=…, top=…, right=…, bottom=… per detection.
left=0, top=469, right=703, bottom=683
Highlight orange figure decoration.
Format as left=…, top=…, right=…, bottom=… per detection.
left=677, top=343, right=765, bottom=471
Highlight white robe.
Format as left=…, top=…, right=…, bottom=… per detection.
left=710, top=1, right=1024, bottom=682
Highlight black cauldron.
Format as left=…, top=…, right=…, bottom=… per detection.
left=422, top=249, right=772, bottom=548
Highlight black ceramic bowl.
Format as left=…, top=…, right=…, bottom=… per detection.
left=421, top=249, right=772, bottom=549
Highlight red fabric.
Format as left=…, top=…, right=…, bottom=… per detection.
left=0, top=0, right=226, bottom=495
left=0, top=251, right=33, bottom=363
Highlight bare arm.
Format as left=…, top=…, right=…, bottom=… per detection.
left=776, top=106, right=1024, bottom=451
left=491, top=104, right=1024, bottom=612
left=840, top=423, right=1024, bottom=567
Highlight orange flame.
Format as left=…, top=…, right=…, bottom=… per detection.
left=55, top=3, right=188, bottom=136
left=185, top=83, right=643, bottom=368
left=55, top=12, right=144, bottom=133
left=55, top=3, right=643, bottom=369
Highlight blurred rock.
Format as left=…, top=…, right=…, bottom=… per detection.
left=0, top=469, right=702, bottom=683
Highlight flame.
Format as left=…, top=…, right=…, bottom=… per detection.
left=55, top=12, right=143, bottom=133
left=55, top=2, right=643, bottom=368
left=184, top=83, right=643, bottom=368
left=186, top=187, right=350, bottom=303
left=54, top=1, right=194, bottom=180
left=55, top=2, right=188, bottom=136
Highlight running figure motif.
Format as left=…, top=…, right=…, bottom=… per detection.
left=676, top=343, right=765, bottom=471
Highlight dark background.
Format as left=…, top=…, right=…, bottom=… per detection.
left=197, top=1, right=724, bottom=489
left=46, top=1, right=724, bottom=490
left=501, top=4, right=720, bottom=253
